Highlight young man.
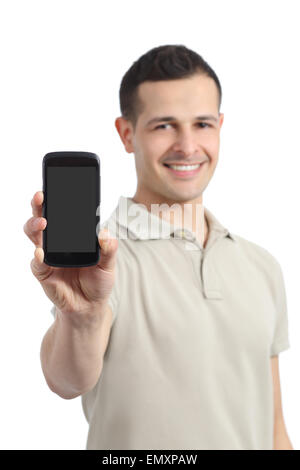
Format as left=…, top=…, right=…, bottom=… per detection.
left=26, top=44, right=292, bottom=450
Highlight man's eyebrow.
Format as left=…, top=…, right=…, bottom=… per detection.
left=146, top=114, right=219, bottom=126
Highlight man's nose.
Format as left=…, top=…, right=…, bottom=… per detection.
left=172, top=128, right=199, bottom=156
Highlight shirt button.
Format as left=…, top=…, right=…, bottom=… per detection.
left=173, top=229, right=195, bottom=241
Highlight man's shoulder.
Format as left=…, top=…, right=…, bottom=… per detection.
left=231, top=232, right=281, bottom=271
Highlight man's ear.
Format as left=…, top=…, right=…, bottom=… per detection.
left=219, top=113, right=224, bottom=128
left=115, top=117, right=134, bottom=154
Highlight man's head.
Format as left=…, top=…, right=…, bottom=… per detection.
left=115, top=44, right=224, bottom=205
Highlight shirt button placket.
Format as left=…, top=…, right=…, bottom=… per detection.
left=201, top=249, right=223, bottom=300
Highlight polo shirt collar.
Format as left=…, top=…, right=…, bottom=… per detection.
left=108, top=196, right=237, bottom=244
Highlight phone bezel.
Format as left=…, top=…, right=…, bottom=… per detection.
left=42, top=151, right=100, bottom=267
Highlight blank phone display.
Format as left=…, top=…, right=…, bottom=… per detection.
left=47, top=167, right=97, bottom=252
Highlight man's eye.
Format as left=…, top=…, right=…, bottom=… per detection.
left=154, top=122, right=211, bottom=130
left=154, top=124, right=171, bottom=130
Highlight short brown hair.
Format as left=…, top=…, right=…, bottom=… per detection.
left=119, top=44, right=222, bottom=131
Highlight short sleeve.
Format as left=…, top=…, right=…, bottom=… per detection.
left=270, top=261, right=290, bottom=356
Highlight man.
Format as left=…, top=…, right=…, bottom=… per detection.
left=26, top=44, right=292, bottom=450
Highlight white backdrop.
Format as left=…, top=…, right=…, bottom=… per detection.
left=1, top=0, right=299, bottom=450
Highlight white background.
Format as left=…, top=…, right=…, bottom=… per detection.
left=0, top=0, right=299, bottom=450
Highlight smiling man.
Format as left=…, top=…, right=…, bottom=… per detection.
left=123, top=72, right=220, bottom=246
left=50, top=44, right=293, bottom=450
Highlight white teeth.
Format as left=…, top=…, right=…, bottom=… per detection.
left=168, top=164, right=201, bottom=171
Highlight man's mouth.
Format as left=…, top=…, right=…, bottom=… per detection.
left=163, top=163, right=200, bottom=170
left=163, top=162, right=206, bottom=177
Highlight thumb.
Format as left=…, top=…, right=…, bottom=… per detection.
left=97, top=228, right=118, bottom=272
left=31, top=247, right=53, bottom=281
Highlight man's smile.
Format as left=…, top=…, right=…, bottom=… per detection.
left=163, top=161, right=207, bottom=177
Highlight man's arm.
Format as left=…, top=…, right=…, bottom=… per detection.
left=271, top=355, right=293, bottom=450
left=40, top=303, right=114, bottom=399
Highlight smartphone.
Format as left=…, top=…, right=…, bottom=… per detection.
left=42, top=151, right=100, bottom=267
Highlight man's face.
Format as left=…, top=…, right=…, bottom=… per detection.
left=115, top=73, right=224, bottom=204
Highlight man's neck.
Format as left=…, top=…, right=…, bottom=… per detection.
left=131, top=192, right=209, bottom=248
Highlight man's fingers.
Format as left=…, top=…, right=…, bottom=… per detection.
left=97, top=228, right=118, bottom=272
left=23, top=216, right=47, bottom=247
left=30, top=247, right=53, bottom=282
left=31, top=191, right=44, bottom=218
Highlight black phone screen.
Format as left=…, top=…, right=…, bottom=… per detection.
left=47, top=167, right=96, bottom=252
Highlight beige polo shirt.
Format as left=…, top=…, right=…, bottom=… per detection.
left=50, top=195, right=290, bottom=450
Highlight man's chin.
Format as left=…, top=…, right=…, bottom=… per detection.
left=156, top=188, right=204, bottom=205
